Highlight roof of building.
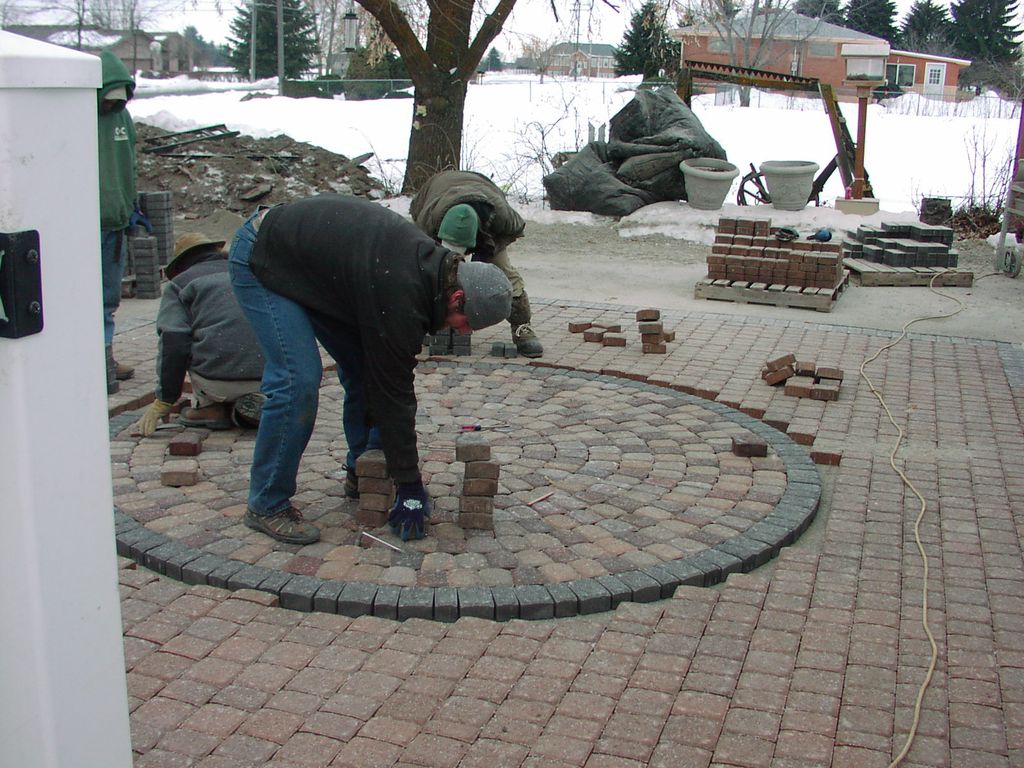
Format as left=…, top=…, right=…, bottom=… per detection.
left=889, top=48, right=971, bottom=66
left=548, top=42, right=618, bottom=57
left=675, top=12, right=883, bottom=43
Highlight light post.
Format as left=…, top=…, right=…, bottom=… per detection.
left=841, top=43, right=889, bottom=201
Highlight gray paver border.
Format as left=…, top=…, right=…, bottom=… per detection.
left=114, top=364, right=820, bottom=620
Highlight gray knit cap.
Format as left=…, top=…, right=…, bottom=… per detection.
left=457, top=261, right=512, bottom=330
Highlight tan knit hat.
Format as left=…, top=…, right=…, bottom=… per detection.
left=166, top=233, right=226, bottom=279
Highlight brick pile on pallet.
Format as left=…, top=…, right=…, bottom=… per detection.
left=708, top=216, right=845, bottom=290
left=842, top=221, right=957, bottom=268
left=354, top=449, right=394, bottom=527
left=635, top=308, right=676, bottom=354
left=457, top=435, right=499, bottom=532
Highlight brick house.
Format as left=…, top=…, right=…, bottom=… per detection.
left=671, top=11, right=971, bottom=99
left=4, top=25, right=191, bottom=74
left=884, top=50, right=971, bottom=98
left=545, top=42, right=618, bottom=78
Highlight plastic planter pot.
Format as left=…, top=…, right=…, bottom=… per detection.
left=759, top=160, right=820, bottom=211
left=679, top=157, right=740, bottom=210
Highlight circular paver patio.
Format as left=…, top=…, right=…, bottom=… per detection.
left=112, top=361, right=820, bottom=620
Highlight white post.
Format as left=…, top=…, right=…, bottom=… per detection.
left=0, top=32, right=132, bottom=768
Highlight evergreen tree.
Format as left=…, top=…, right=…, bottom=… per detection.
left=485, top=47, right=503, bottom=71
left=843, top=0, right=899, bottom=43
left=899, top=0, right=952, bottom=53
left=793, top=0, right=843, bottom=24
left=614, top=1, right=681, bottom=78
left=950, top=0, right=1021, bottom=63
left=226, top=0, right=318, bottom=79
left=183, top=25, right=226, bottom=68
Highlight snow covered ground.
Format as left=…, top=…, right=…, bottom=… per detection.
left=131, top=72, right=1020, bottom=241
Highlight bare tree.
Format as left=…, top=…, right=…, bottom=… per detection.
left=676, top=0, right=824, bottom=105
left=516, top=33, right=559, bottom=81
left=350, top=0, right=520, bottom=191
left=308, top=0, right=344, bottom=74
left=0, top=0, right=30, bottom=27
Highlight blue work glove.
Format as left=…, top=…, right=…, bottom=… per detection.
left=388, top=479, right=431, bottom=541
left=129, top=206, right=153, bottom=234
left=808, top=228, right=832, bottom=242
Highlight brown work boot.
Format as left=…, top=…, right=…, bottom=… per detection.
left=114, top=359, right=134, bottom=380
left=180, top=403, right=233, bottom=429
left=509, top=293, right=543, bottom=358
left=244, top=507, right=320, bottom=544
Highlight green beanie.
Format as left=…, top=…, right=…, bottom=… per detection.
left=437, top=204, right=479, bottom=252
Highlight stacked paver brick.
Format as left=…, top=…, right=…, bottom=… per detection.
left=354, top=449, right=394, bottom=527
left=635, top=308, right=676, bottom=354
left=761, top=353, right=843, bottom=401
left=569, top=320, right=626, bottom=347
left=842, top=221, right=958, bottom=268
left=457, top=435, right=499, bottom=532
left=425, top=329, right=471, bottom=356
left=708, top=216, right=844, bottom=290
left=128, top=232, right=162, bottom=299
left=160, top=430, right=205, bottom=487
left=138, top=191, right=174, bottom=266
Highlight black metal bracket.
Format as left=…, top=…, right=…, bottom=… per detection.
left=0, top=230, right=44, bottom=339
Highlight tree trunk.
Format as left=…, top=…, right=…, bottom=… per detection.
left=403, top=74, right=466, bottom=192
left=357, top=0, right=516, bottom=193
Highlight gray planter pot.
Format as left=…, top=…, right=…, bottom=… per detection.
left=680, top=157, right=740, bottom=210
left=759, top=160, right=819, bottom=211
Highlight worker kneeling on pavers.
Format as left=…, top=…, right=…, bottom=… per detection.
left=136, top=233, right=266, bottom=436
left=229, top=194, right=512, bottom=544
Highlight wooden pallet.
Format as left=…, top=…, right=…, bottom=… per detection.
left=843, top=258, right=973, bottom=287
left=694, top=273, right=848, bottom=313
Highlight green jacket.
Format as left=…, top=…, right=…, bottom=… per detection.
left=97, top=51, right=137, bottom=231
left=410, top=171, right=525, bottom=258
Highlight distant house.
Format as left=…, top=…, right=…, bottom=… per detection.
left=885, top=50, right=971, bottom=98
left=671, top=11, right=971, bottom=99
left=4, top=25, right=192, bottom=74
left=545, top=42, right=618, bottom=78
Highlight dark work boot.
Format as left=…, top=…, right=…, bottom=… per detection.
left=343, top=465, right=359, bottom=499
left=105, top=346, right=119, bottom=395
left=509, top=293, right=543, bottom=358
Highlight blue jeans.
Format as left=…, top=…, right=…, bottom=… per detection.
left=101, top=229, right=126, bottom=346
left=228, top=210, right=380, bottom=516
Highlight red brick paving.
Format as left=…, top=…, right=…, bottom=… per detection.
left=110, top=299, right=1024, bottom=766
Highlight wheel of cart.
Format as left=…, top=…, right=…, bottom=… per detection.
left=736, top=157, right=841, bottom=207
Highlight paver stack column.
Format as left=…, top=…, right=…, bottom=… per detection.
left=0, top=32, right=132, bottom=767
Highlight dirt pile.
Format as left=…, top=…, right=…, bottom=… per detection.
left=134, top=122, right=387, bottom=216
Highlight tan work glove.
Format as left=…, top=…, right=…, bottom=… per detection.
left=136, top=400, right=174, bottom=436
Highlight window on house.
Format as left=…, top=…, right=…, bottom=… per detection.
left=709, top=38, right=729, bottom=53
left=809, top=42, right=835, bottom=57
left=886, top=63, right=915, bottom=87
